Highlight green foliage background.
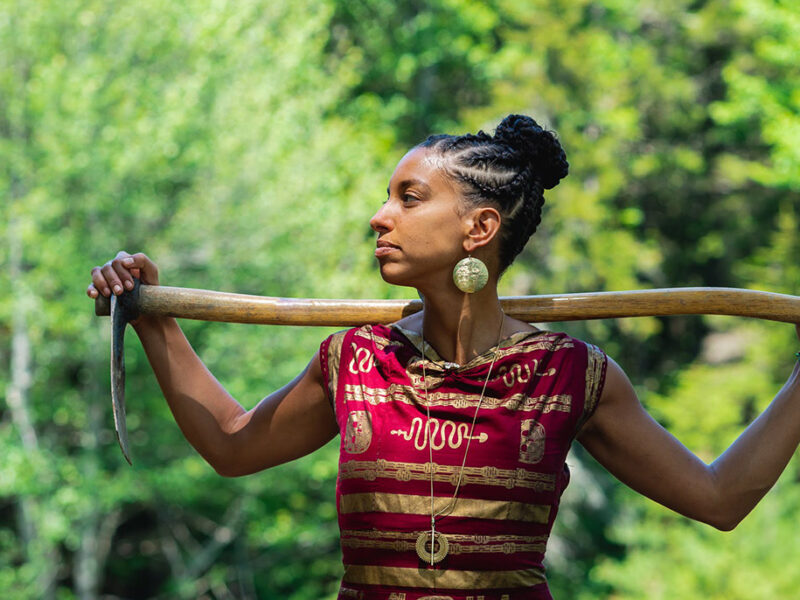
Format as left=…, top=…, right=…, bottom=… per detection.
left=1, top=0, right=798, bottom=598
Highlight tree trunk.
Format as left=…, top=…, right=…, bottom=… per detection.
left=6, top=213, right=58, bottom=600
left=75, top=509, right=122, bottom=600
left=74, top=372, right=122, bottom=600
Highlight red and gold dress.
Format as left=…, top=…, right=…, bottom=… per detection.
left=320, top=324, right=607, bottom=600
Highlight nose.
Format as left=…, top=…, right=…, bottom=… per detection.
left=370, top=201, right=393, bottom=233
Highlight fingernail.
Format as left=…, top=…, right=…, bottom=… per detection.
left=113, top=285, right=122, bottom=294
left=123, top=257, right=134, bottom=265
left=124, top=280, right=134, bottom=290
left=103, top=287, right=111, bottom=297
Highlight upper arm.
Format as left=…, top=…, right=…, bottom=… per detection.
left=217, top=350, right=339, bottom=477
left=577, top=358, right=725, bottom=527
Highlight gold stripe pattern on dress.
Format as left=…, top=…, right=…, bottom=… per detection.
left=516, top=394, right=571, bottom=413
left=339, top=492, right=551, bottom=523
left=489, top=337, right=574, bottom=363
left=339, top=459, right=556, bottom=492
left=354, top=326, right=405, bottom=351
left=342, top=564, right=546, bottom=588
left=344, top=384, right=572, bottom=414
left=341, top=529, right=547, bottom=555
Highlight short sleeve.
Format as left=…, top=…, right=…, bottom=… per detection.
left=576, top=342, right=608, bottom=432
left=319, top=330, right=348, bottom=418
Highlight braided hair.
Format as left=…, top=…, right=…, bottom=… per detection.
left=419, top=114, right=568, bottom=271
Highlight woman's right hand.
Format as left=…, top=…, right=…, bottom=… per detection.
left=87, top=251, right=160, bottom=299
left=85, top=251, right=336, bottom=475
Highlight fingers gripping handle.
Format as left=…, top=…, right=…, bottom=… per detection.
left=109, top=278, right=140, bottom=464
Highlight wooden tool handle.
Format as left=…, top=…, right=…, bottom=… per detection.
left=95, top=286, right=800, bottom=326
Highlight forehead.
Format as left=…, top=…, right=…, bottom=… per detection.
left=388, top=147, right=454, bottom=192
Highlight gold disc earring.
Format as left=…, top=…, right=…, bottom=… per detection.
left=452, top=256, right=488, bottom=293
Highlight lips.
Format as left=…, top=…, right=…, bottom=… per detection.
left=375, top=239, right=401, bottom=258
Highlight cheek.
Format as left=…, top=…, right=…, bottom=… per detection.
left=409, top=228, right=451, bottom=254
left=412, top=230, right=463, bottom=265
left=427, top=218, right=465, bottom=251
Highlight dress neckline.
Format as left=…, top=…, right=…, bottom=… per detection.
left=388, top=323, right=546, bottom=371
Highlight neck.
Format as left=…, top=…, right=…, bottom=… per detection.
left=417, top=283, right=505, bottom=364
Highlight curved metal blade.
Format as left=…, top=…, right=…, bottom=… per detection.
left=110, top=293, right=132, bottom=464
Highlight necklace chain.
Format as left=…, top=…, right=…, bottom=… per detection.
left=418, top=316, right=505, bottom=567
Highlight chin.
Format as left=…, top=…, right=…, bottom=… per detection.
left=377, top=263, right=418, bottom=289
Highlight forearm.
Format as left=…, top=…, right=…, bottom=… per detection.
left=581, top=358, right=800, bottom=531
left=709, top=361, right=800, bottom=526
left=132, top=315, right=245, bottom=469
left=88, top=252, right=329, bottom=474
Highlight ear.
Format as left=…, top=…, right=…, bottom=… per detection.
left=463, top=206, right=501, bottom=253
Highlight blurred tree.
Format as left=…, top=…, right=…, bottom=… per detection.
left=460, top=0, right=799, bottom=596
left=1, top=0, right=798, bottom=598
left=0, top=0, right=377, bottom=597
left=328, top=0, right=509, bottom=145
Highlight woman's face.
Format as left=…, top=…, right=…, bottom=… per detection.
left=370, top=147, right=470, bottom=290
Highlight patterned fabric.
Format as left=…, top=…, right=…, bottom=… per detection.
left=319, top=324, right=607, bottom=600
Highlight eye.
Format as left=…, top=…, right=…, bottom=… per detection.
left=403, top=193, right=420, bottom=203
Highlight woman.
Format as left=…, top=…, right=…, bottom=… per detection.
left=88, top=114, right=800, bottom=599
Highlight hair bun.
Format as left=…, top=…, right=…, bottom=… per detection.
left=494, top=114, right=568, bottom=189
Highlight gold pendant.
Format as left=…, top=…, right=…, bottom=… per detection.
left=415, top=530, right=449, bottom=565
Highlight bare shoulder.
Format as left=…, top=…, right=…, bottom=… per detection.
left=504, top=315, right=541, bottom=335
left=578, top=356, right=639, bottom=439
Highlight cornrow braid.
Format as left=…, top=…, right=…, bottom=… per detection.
left=419, top=114, right=568, bottom=271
